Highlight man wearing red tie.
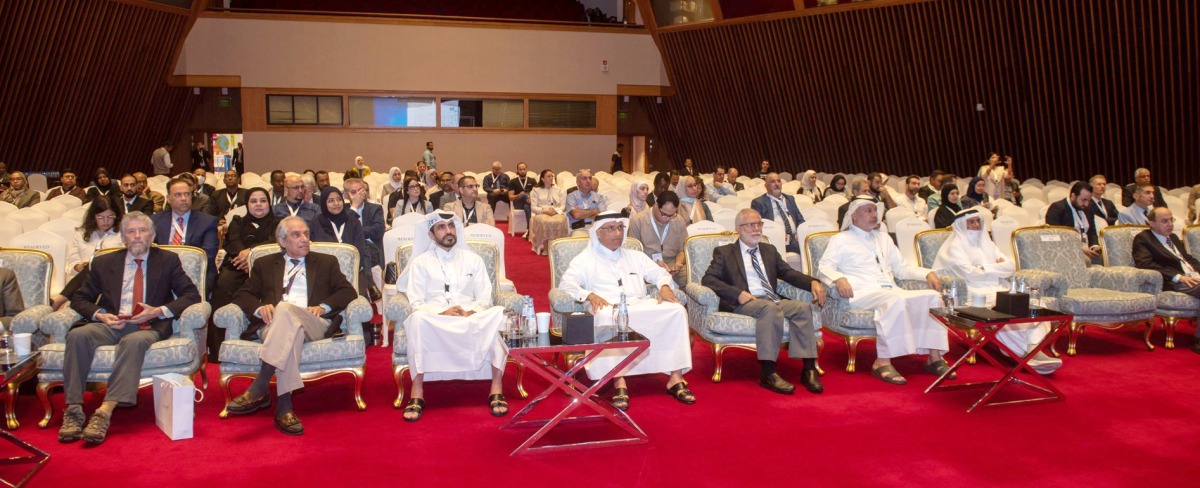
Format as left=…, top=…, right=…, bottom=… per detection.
left=59, top=211, right=201, bottom=444
left=151, top=177, right=219, bottom=292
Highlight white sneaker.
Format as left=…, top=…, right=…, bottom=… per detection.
left=1027, top=351, right=1063, bottom=375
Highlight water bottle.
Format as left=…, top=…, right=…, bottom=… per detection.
left=0, top=324, right=12, bottom=360
left=523, top=296, right=536, bottom=336
left=615, top=292, right=631, bottom=335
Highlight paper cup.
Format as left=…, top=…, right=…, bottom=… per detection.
left=13, top=333, right=32, bottom=356
left=971, top=293, right=986, bottom=307
left=536, top=312, right=551, bottom=334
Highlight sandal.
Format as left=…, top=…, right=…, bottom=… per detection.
left=924, top=360, right=957, bottom=380
left=611, top=387, right=630, bottom=411
left=666, top=381, right=696, bottom=405
left=403, top=398, right=425, bottom=423
left=488, top=393, right=509, bottom=418
left=871, top=365, right=908, bottom=385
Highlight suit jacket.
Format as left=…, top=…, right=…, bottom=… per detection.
left=1122, top=184, right=1167, bottom=208
left=751, top=193, right=805, bottom=231
left=70, top=248, right=200, bottom=340
left=273, top=200, right=320, bottom=221
left=701, top=241, right=817, bottom=313
left=191, top=192, right=215, bottom=215
left=231, top=252, right=358, bottom=337
left=196, top=184, right=215, bottom=198
left=1117, top=204, right=1153, bottom=226
left=349, top=202, right=385, bottom=256
left=482, top=173, right=510, bottom=196
left=0, top=268, right=24, bottom=328
left=144, top=189, right=166, bottom=213
left=47, top=186, right=87, bottom=201
left=429, top=190, right=457, bottom=211
left=151, top=210, right=220, bottom=290
left=680, top=166, right=697, bottom=178
left=119, top=195, right=155, bottom=215
left=3, top=188, right=41, bottom=209
left=1087, top=197, right=1120, bottom=226
left=444, top=200, right=495, bottom=227
left=1045, top=199, right=1098, bottom=247
left=1132, top=229, right=1200, bottom=291
left=212, top=187, right=248, bottom=218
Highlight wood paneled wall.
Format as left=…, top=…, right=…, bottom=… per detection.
left=643, top=0, right=1200, bottom=188
left=0, top=0, right=200, bottom=179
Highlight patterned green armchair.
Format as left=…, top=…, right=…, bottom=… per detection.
left=0, top=249, right=57, bottom=429
left=914, top=229, right=952, bottom=269
left=805, top=231, right=966, bottom=373
left=384, top=240, right=526, bottom=408
left=36, top=245, right=212, bottom=428
left=683, top=232, right=815, bottom=382
left=1186, top=225, right=1200, bottom=257
left=1013, top=226, right=1159, bottom=356
left=213, top=242, right=373, bottom=418
left=1101, top=224, right=1199, bottom=349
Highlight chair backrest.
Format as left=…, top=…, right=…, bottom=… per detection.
left=896, top=218, right=933, bottom=265
left=914, top=228, right=953, bottom=268
left=804, top=231, right=840, bottom=280
left=1099, top=225, right=1148, bottom=267
left=30, top=201, right=68, bottom=220
left=95, top=245, right=210, bottom=298
left=7, top=229, right=67, bottom=295
left=382, top=223, right=416, bottom=272
left=990, top=216, right=1021, bottom=260
left=1012, top=226, right=1089, bottom=289
left=8, top=208, right=50, bottom=232
left=687, top=220, right=726, bottom=236
left=793, top=218, right=836, bottom=273
left=712, top=207, right=736, bottom=230
left=1186, top=225, right=1200, bottom=259
left=548, top=236, right=643, bottom=288
left=0, top=218, right=20, bottom=247
left=26, top=174, right=49, bottom=192
left=62, top=205, right=89, bottom=223
left=801, top=206, right=832, bottom=223
left=50, top=194, right=83, bottom=209
left=683, top=231, right=740, bottom=285
left=247, top=242, right=359, bottom=291
left=0, top=248, right=53, bottom=309
left=38, top=218, right=79, bottom=246
left=0, top=202, right=13, bottom=218
left=224, top=205, right=247, bottom=223
left=1045, top=187, right=1069, bottom=204
left=760, top=220, right=786, bottom=251
left=460, top=224, right=510, bottom=285
left=716, top=195, right=741, bottom=209
left=396, top=240, right=503, bottom=294
left=884, top=206, right=915, bottom=226
left=823, top=193, right=849, bottom=207
left=392, top=211, right=428, bottom=227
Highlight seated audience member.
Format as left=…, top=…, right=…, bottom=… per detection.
left=727, top=167, right=745, bottom=191
left=343, top=178, right=385, bottom=282
left=892, top=175, right=928, bottom=223
left=508, top=162, right=535, bottom=235
left=175, top=172, right=214, bottom=215
left=397, top=212, right=511, bottom=422
left=625, top=180, right=651, bottom=217
left=932, top=209, right=1061, bottom=373
left=676, top=175, right=713, bottom=223
left=1118, top=183, right=1156, bottom=225
left=193, top=168, right=215, bottom=197
left=308, top=188, right=371, bottom=303
left=1045, top=181, right=1101, bottom=264
left=824, top=174, right=848, bottom=200
left=565, top=170, right=608, bottom=235
left=59, top=211, right=200, bottom=444
left=669, top=170, right=681, bottom=189
left=1, top=172, right=40, bottom=208
left=225, top=216, right=358, bottom=435
left=0, top=163, right=7, bottom=187
left=314, top=170, right=330, bottom=191
left=387, top=176, right=433, bottom=224
left=1122, top=167, right=1167, bottom=208
left=818, top=198, right=950, bottom=385
left=209, top=187, right=278, bottom=360
left=429, top=171, right=458, bottom=210
left=51, top=197, right=124, bottom=310
left=301, top=174, right=318, bottom=205
left=867, top=172, right=898, bottom=210
left=646, top=172, right=671, bottom=207
left=918, top=170, right=944, bottom=200
left=274, top=174, right=320, bottom=221
left=796, top=170, right=825, bottom=203
left=443, top=175, right=494, bottom=227
left=213, top=170, right=248, bottom=219
left=962, top=177, right=989, bottom=210
left=559, top=211, right=695, bottom=409
left=933, top=184, right=964, bottom=229
left=47, top=168, right=87, bottom=201
left=85, top=168, right=118, bottom=204
left=926, top=174, right=956, bottom=212
left=702, top=208, right=827, bottom=394
left=1087, top=175, right=1120, bottom=227
left=1133, top=207, right=1200, bottom=354
left=381, top=166, right=405, bottom=204
left=415, top=160, right=437, bottom=189
left=132, top=172, right=166, bottom=213
left=117, top=174, right=154, bottom=215
left=0, top=265, right=22, bottom=330
left=751, top=173, right=805, bottom=253
left=482, top=161, right=510, bottom=213
left=757, top=160, right=771, bottom=179
left=707, top=166, right=737, bottom=201
left=627, top=191, right=688, bottom=287
left=680, top=158, right=697, bottom=178
left=349, top=156, right=371, bottom=178
left=153, top=176, right=220, bottom=291
left=529, top=169, right=568, bottom=255
left=837, top=179, right=872, bottom=228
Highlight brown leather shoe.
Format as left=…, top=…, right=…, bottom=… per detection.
left=759, top=373, right=795, bottom=395
left=274, top=411, right=303, bottom=436
left=58, top=406, right=86, bottom=443
left=800, top=369, right=824, bottom=394
left=81, top=410, right=111, bottom=445
left=227, top=391, right=270, bottom=415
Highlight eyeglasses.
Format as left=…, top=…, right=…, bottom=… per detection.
left=96, top=215, right=117, bottom=221
left=739, top=222, right=764, bottom=229
left=407, top=185, right=421, bottom=190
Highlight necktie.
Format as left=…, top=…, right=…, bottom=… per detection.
left=171, top=217, right=184, bottom=245
left=773, top=200, right=794, bottom=239
left=133, top=258, right=149, bottom=329
left=283, top=259, right=302, bottom=295
left=747, top=248, right=782, bottom=302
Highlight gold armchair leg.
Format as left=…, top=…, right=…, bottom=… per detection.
left=199, top=354, right=210, bottom=389
left=816, top=336, right=825, bottom=376
left=352, top=367, right=367, bottom=411
left=218, top=374, right=234, bottom=419
left=1142, top=320, right=1156, bottom=351
left=710, top=344, right=725, bottom=383
left=1163, top=317, right=1179, bottom=349
left=36, top=382, right=56, bottom=428
left=5, top=382, right=19, bottom=430
left=845, top=337, right=861, bottom=373
left=1067, top=322, right=1081, bottom=356
left=392, top=365, right=409, bottom=408
left=966, top=329, right=980, bottom=365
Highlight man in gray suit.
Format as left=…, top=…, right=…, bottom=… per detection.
left=0, top=267, right=24, bottom=329
left=1118, top=183, right=1156, bottom=226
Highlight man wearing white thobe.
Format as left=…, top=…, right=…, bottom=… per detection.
left=818, top=196, right=951, bottom=385
left=559, top=211, right=695, bottom=409
left=932, top=208, right=1062, bottom=374
left=400, top=212, right=509, bottom=421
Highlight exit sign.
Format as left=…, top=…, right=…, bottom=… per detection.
left=618, top=111, right=628, bottom=120
left=218, top=97, right=232, bottom=108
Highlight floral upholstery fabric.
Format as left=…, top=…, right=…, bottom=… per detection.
left=684, top=232, right=739, bottom=286
left=1056, top=288, right=1156, bottom=320
left=1087, top=266, right=1161, bottom=295
left=1, top=250, right=56, bottom=345
left=915, top=230, right=951, bottom=268
left=1012, top=269, right=1070, bottom=299
left=1013, top=227, right=1091, bottom=289
left=219, top=336, right=366, bottom=367
left=1099, top=226, right=1145, bottom=267
left=547, top=237, right=643, bottom=330
left=1185, top=227, right=1200, bottom=260
left=1156, top=291, right=1200, bottom=315
left=39, top=338, right=197, bottom=372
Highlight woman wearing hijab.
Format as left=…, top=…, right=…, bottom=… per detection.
left=530, top=169, right=568, bottom=255
left=962, top=177, right=989, bottom=209
left=675, top=175, right=713, bottom=223
left=933, top=184, right=962, bottom=229
left=386, top=176, right=434, bottom=225
left=380, top=166, right=405, bottom=204
left=210, top=187, right=280, bottom=359
left=824, top=174, right=848, bottom=199
left=625, top=180, right=650, bottom=217
left=310, top=187, right=372, bottom=297
left=931, top=209, right=1061, bottom=373
left=796, top=170, right=825, bottom=203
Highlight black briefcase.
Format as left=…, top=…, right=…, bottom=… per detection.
left=562, top=312, right=594, bottom=345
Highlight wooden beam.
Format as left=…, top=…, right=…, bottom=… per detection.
left=167, top=75, right=242, bottom=87
left=616, top=84, right=675, bottom=97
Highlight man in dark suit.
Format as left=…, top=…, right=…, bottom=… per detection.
left=231, top=142, right=244, bottom=174
left=273, top=174, right=320, bottom=221
left=1087, top=174, right=1120, bottom=227
left=1045, top=181, right=1101, bottom=264
left=212, top=169, right=248, bottom=220
left=344, top=177, right=384, bottom=274
left=1122, top=167, right=1167, bottom=208
left=192, top=168, right=216, bottom=197
left=0, top=267, right=24, bottom=330
left=727, top=167, right=745, bottom=191
left=1133, top=207, right=1200, bottom=354
left=428, top=171, right=458, bottom=210
left=59, top=211, right=200, bottom=445
left=751, top=172, right=806, bottom=254
left=191, top=141, right=211, bottom=171
left=702, top=208, right=827, bottom=394
left=224, top=216, right=358, bottom=435
left=152, top=177, right=219, bottom=292
left=680, top=158, right=697, bottom=178
left=117, top=174, right=154, bottom=215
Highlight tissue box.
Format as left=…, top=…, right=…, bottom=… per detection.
left=562, top=312, right=594, bottom=345
left=994, top=291, right=1030, bottom=317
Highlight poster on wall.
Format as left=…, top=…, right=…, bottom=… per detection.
left=212, top=133, right=242, bottom=173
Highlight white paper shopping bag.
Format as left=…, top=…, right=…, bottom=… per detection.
left=153, top=373, right=203, bottom=441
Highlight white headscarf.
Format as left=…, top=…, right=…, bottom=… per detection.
left=627, top=181, right=649, bottom=215
left=932, top=208, right=1006, bottom=273
left=674, top=176, right=706, bottom=222
left=585, top=211, right=630, bottom=262
left=397, top=211, right=468, bottom=290
left=800, top=170, right=818, bottom=191
left=841, top=196, right=877, bottom=231
left=386, top=167, right=404, bottom=192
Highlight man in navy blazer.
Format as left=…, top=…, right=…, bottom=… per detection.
left=343, top=177, right=384, bottom=270
left=152, top=177, right=219, bottom=292
left=1132, top=208, right=1200, bottom=354
left=1045, top=181, right=1101, bottom=264
left=273, top=174, right=320, bottom=221
left=750, top=173, right=805, bottom=253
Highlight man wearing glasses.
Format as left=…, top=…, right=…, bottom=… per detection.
left=1133, top=207, right=1200, bottom=354
left=273, top=174, right=320, bottom=221
left=701, top=208, right=827, bottom=395
left=443, top=175, right=494, bottom=226
left=627, top=191, right=689, bottom=287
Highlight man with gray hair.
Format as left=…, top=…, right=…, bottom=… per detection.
left=225, top=216, right=358, bottom=435
left=301, top=173, right=318, bottom=205
left=1122, top=167, right=1167, bottom=208
left=274, top=174, right=320, bottom=221
left=564, top=169, right=608, bottom=235
left=0, top=172, right=40, bottom=208
left=482, top=161, right=510, bottom=213
left=59, top=211, right=201, bottom=445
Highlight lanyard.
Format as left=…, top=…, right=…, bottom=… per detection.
left=463, top=204, right=476, bottom=223
left=227, top=191, right=238, bottom=206
left=283, top=260, right=304, bottom=293
left=517, top=177, right=529, bottom=191
left=650, top=218, right=670, bottom=245
left=288, top=204, right=299, bottom=216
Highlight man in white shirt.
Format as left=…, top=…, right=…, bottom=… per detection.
left=891, top=175, right=928, bottom=223
left=818, top=197, right=951, bottom=385
left=706, top=166, right=737, bottom=202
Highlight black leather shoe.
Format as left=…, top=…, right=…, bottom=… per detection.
left=226, top=391, right=270, bottom=415
left=274, top=411, right=303, bottom=436
left=800, top=369, right=824, bottom=394
left=759, top=373, right=795, bottom=395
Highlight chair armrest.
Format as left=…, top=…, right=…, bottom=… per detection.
left=385, top=293, right=411, bottom=324
left=1014, top=269, right=1068, bottom=298
left=213, top=303, right=249, bottom=340
left=39, top=307, right=82, bottom=344
left=683, top=283, right=720, bottom=313
left=549, top=289, right=587, bottom=314
left=1087, top=266, right=1162, bottom=295
left=343, top=297, right=373, bottom=334
left=496, top=291, right=524, bottom=313
left=652, top=286, right=688, bottom=307
left=776, top=282, right=813, bottom=303
left=174, top=302, right=212, bottom=341
left=12, top=304, right=53, bottom=335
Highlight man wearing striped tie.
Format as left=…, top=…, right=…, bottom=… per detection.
left=701, top=208, right=828, bottom=395
left=151, top=177, right=219, bottom=293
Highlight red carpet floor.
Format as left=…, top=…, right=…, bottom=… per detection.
left=5, top=222, right=1200, bottom=487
